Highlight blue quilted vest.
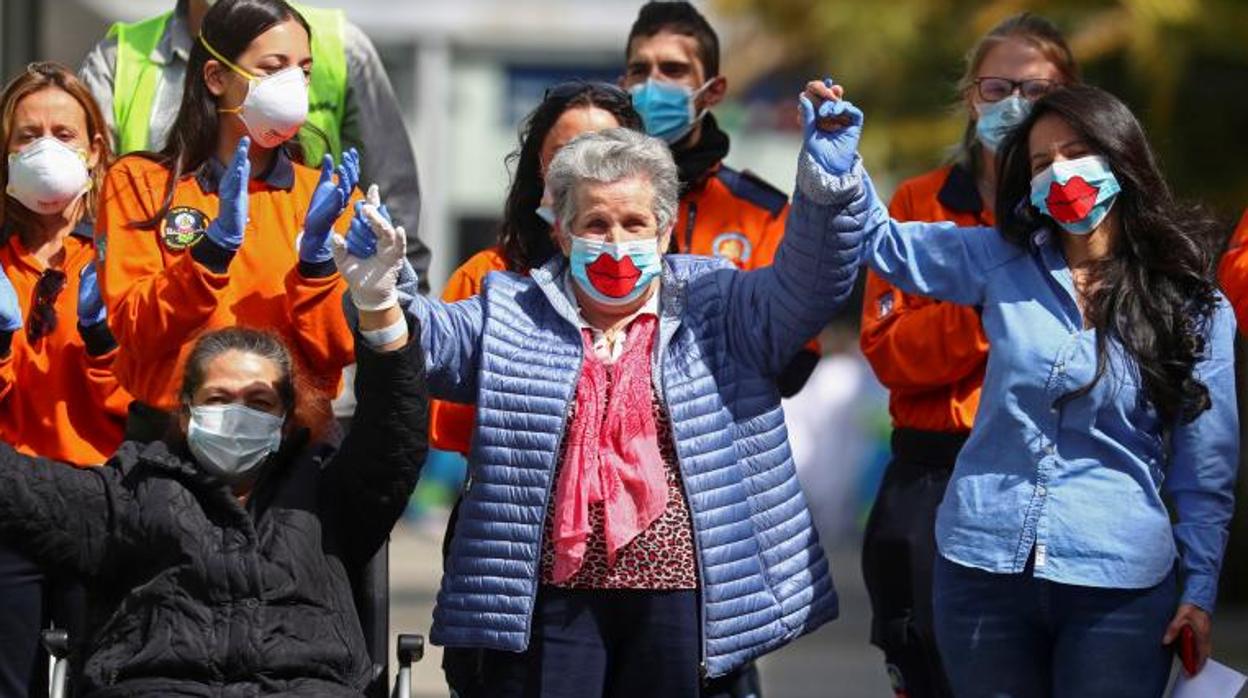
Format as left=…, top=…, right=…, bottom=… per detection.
left=408, top=177, right=869, bottom=676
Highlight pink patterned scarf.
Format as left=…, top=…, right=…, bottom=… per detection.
left=550, top=314, right=669, bottom=583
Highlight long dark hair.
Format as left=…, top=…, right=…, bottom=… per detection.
left=996, top=85, right=1222, bottom=424
left=498, top=83, right=641, bottom=271
left=136, top=0, right=312, bottom=229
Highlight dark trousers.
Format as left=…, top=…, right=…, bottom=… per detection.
left=861, top=428, right=962, bottom=698
left=445, top=586, right=701, bottom=698
left=0, top=542, right=85, bottom=697
left=441, top=501, right=762, bottom=698
left=933, top=556, right=1177, bottom=698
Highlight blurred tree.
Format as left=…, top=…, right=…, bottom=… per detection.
left=714, top=0, right=1248, bottom=213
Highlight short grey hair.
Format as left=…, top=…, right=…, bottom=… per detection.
left=545, top=127, right=680, bottom=236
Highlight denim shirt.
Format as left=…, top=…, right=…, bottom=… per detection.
left=864, top=218, right=1238, bottom=612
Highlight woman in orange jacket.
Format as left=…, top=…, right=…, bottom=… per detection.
left=95, top=0, right=360, bottom=440
left=0, top=61, right=127, bottom=696
left=857, top=14, right=1081, bottom=698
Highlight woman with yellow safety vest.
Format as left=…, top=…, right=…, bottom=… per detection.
left=95, top=0, right=362, bottom=441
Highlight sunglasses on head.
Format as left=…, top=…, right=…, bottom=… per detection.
left=26, top=268, right=66, bottom=342
left=543, top=80, right=631, bottom=105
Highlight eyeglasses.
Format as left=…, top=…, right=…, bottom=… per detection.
left=543, top=80, right=631, bottom=105
left=974, top=77, right=1058, bottom=103
left=26, top=268, right=66, bottom=341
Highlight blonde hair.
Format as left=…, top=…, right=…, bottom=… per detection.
left=954, top=13, right=1080, bottom=172
left=0, top=61, right=111, bottom=232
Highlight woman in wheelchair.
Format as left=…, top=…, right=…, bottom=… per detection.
left=0, top=297, right=428, bottom=695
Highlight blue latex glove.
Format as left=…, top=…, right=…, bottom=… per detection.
left=0, top=265, right=21, bottom=332
left=205, top=136, right=252, bottom=251
left=301, top=147, right=361, bottom=264
left=346, top=201, right=379, bottom=259
left=344, top=184, right=392, bottom=259
left=799, top=78, right=864, bottom=175
left=77, top=261, right=106, bottom=328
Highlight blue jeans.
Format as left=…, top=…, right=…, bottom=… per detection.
left=932, top=555, right=1176, bottom=698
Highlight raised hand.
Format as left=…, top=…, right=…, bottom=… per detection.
left=332, top=184, right=406, bottom=311
left=0, top=265, right=21, bottom=333
left=799, top=78, right=864, bottom=175
left=301, top=147, right=361, bottom=264
left=76, top=261, right=106, bottom=328
left=205, top=136, right=251, bottom=251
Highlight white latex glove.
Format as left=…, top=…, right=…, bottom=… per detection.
left=332, top=185, right=406, bottom=311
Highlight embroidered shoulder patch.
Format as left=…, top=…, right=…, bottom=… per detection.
left=162, top=206, right=208, bottom=251
left=711, top=231, right=752, bottom=267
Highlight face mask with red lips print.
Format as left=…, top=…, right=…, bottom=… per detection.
left=568, top=236, right=663, bottom=307
left=1029, top=155, right=1121, bottom=235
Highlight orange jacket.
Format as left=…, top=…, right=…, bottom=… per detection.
left=860, top=163, right=992, bottom=433
left=428, top=247, right=507, bottom=454
left=1217, top=210, right=1248, bottom=330
left=672, top=164, right=789, bottom=270
left=95, top=152, right=358, bottom=412
left=0, top=230, right=129, bottom=465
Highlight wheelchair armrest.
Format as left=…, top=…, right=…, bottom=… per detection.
left=42, top=629, right=70, bottom=659
left=396, top=633, right=424, bottom=666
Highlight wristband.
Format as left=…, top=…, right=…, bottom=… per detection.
left=360, top=315, right=407, bottom=348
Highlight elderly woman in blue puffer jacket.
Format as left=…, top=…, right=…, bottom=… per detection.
left=334, top=89, right=870, bottom=697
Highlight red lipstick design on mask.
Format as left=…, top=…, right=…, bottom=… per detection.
left=1046, top=177, right=1099, bottom=224
left=586, top=253, right=642, bottom=298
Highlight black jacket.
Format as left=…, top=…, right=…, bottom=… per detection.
left=0, top=332, right=428, bottom=697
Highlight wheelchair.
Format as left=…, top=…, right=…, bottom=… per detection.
left=43, top=540, right=425, bottom=698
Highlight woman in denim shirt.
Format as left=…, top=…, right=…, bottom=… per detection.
left=800, top=82, right=1237, bottom=697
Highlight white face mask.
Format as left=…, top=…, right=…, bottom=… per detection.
left=187, top=403, right=285, bottom=482
left=6, top=137, right=90, bottom=214
left=201, top=36, right=309, bottom=148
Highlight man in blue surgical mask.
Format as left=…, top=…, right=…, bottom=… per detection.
left=622, top=1, right=821, bottom=402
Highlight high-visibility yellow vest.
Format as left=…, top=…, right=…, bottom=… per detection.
left=109, top=3, right=347, bottom=162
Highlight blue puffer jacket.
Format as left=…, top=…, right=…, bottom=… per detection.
left=402, top=159, right=870, bottom=677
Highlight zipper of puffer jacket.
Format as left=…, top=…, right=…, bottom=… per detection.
left=651, top=331, right=709, bottom=679
left=524, top=348, right=583, bottom=649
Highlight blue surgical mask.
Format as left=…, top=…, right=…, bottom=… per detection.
left=568, top=236, right=663, bottom=307
left=1029, top=155, right=1122, bottom=236
left=535, top=184, right=556, bottom=226
left=187, top=404, right=284, bottom=482
left=975, top=94, right=1031, bottom=153
left=628, top=78, right=712, bottom=144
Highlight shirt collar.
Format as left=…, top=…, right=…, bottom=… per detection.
left=937, top=162, right=984, bottom=215
left=70, top=219, right=94, bottom=241
left=151, top=2, right=194, bottom=66
left=195, top=148, right=296, bottom=194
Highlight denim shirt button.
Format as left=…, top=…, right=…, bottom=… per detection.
left=1037, top=485, right=1048, bottom=496
left=1044, top=444, right=1055, bottom=456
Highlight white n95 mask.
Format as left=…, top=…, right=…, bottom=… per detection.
left=187, top=403, right=285, bottom=481
left=6, top=137, right=90, bottom=214
left=200, top=36, right=309, bottom=148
